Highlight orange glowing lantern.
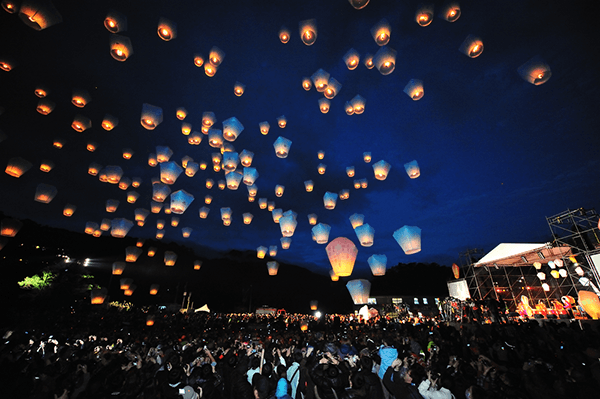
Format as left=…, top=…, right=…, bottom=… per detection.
left=104, top=9, right=126, bottom=32
left=404, top=160, right=420, bottom=179
left=363, top=152, right=372, bottom=163
left=441, top=3, right=461, bottom=22
left=275, top=185, right=285, bottom=197
left=280, top=215, right=297, bottom=237
left=160, top=161, right=183, bottom=185
left=345, top=102, right=354, bottom=115
left=416, top=5, right=434, bottom=26
left=71, top=115, right=92, bottom=132
left=145, top=316, right=154, bottom=326
left=147, top=154, right=157, bottom=167
left=326, top=237, right=358, bottom=277
left=323, top=192, right=337, bottom=210
left=110, top=218, right=133, bottom=238
left=164, top=251, right=177, bottom=266
left=36, top=99, right=55, bottom=115
left=157, top=17, right=176, bottom=40
left=374, top=46, right=396, bottom=75
left=393, top=225, right=421, bottom=254
left=324, top=78, right=341, bottom=99
left=180, top=122, right=192, bottom=136
left=404, top=79, right=424, bottom=101
left=176, top=107, right=188, bottom=121
left=257, top=246, right=268, bottom=259
left=269, top=245, right=278, bottom=257
left=109, top=35, right=132, bottom=61
left=452, top=263, right=460, bottom=279
left=150, top=201, right=163, bottom=214
left=87, top=162, right=101, bottom=177
left=346, top=166, right=355, bottom=177
left=310, top=300, right=318, bottom=311
left=371, top=18, right=390, bottom=46
left=101, top=114, right=118, bottom=131
left=105, top=199, right=119, bottom=213
left=339, top=189, right=350, bottom=200
left=363, top=54, right=374, bottom=69
left=123, top=285, right=136, bottom=296
left=71, top=89, right=90, bottom=108
left=317, top=164, right=326, bottom=175
left=368, top=254, right=387, bottom=276
left=147, top=247, right=157, bottom=257
left=34, top=86, right=48, bottom=98
left=353, top=180, right=361, bottom=189
left=86, top=142, right=97, bottom=152
left=518, top=57, right=552, bottom=85
left=140, top=103, right=163, bottom=130
left=258, top=198, right=268, bottom=209
left=302, top=77, right=312, bottom=91
left=242, top=212, right=253, bottom=225
left=84, top=222, right=97, bottom=235
left=112, top=261, right=125, bottom=275
left=171, top=217, right=180, bottom=227
left=267, top=261, right=279, bottom=276
left=156, top=229, right=165, bottom=239
left=1, top=218, right=22, bottom=237
left=268, top=202, right=275, bottom=212
left=119, top=278, right=133, bottom=290
left=233, top=82, right=245, bottom=97
left=459, top=35, right=484, bottom=58
left=355, top=224, right=374, bottom=247
left=279, top=26, right=290, bottom=43
left=104, top=165, right=123, bottom=184
left=134, top=208, right=149, bottom=225
left=185, top=161, right=199, bottom=177
left=277, top=115, right=287, bottom=128
left=272, top=208, right=283, bottom=223
left=90, top=288, right=107, bottom=305
left=273, top=136, right=292, bottom=158
left=299, top=19, right=317, bottom=46
left=281, top=237, right=292, bottom=249
left=209, top=46, right=225, bottom=67
left=319, top=98, right=330, bottom=113
left=170, top=190, right=194, bottom=214
left=193, top=259, right=202, bottom=270
left=344, top=49, right=360, bottom=70
left=193, top=53, right=204, bottom=67
left=2, top=1, right=19, bottom=14
left=53, top=138, right=64, bottom=149
left=308, top=214, right=318, bottom=225
left=372, top=160, right=391, bottom=180
left=39, top=160, right=54, bottom=173
left=350, top=95, right=366, bottom=114
left=208, top=129, right=223, bottom=148
left=204, top=63, right=217, bottom=77
left=304, top=180, right=314, bottom=192
left=62, top=204, right=76, bottom=217
left=312, top=69, right=330, bottom=92
left=125, top=246, right=142, bottom=262
left=202, top=112, right=216, bottom=129
left=149, top=284, right=159, bottom=295
left=156, top=146, right=173, bottom=163
left=349, top=214, right=364, bottom=229
left=223, top=117, right=244, bottom=142
left=33, top=183, right=56, bottom=203
left=330, top=270, right=339, bottom=281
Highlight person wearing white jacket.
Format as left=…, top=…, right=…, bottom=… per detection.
left=418, top=370, right=455, bottom=399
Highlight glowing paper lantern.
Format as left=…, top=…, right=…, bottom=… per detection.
left=209, top=46, right=225, bottom=67
left=351, top=95, right=366, bottom=114
left=268, top=202, right=276, bottom=211
left=371, top=18, right=390, bottom=46
left=275, top=185, right=285, bottom=197
left=208, top=129, right=224, bottom=148
left=393, top=226, right=421, bottom=254
left=63, top=204, right=76, bottom=217
left=279, top=215, right=298, bottom=237
left=415, top=5, right=434, bottom=26
left=319, top=98, right=330, bottom=113
left=312, top=223, right=332, bottom=244
left=308, top=214, right=318, bottom=225
left=242, top=212, right=254, bottom=225
left=180, top=122, right=192, bottom=136
left=86, top=142, right=97, bottom=152
left=100, top=219, right=111, bottom=231
left=199, top=207, right=210, bottom=219
left=312, top=69, right=330, bottom=92
left=204, top=195, right=213, bottom=204
left=37, top=159, right=53, bottom=173
left=310, top=300, right=318, bottom=310
left=272, top=209, right=283, bottom=223
left=220, top=207, right=232, bottom=221
left=579, top=291, right=600, bottom=319
left=355, top=224, right=375, bottom=247
left=240, top=150, right=254, bottom=167
left=125, top=246, right=142, bottom=262
left=141, top=103, right=163, bottom=130
left=304, top=180, right=314, bottom=192
left=368, top=254, right=387, bottom=276
left=267, top=261, right=279, bottom=276
left=109, top=34, right=132, bottom=61
left=323, top=192, right=338, bottom=210
left=299, top=19, right=317, bottom=46
left=348, top=0, right=370, bottom=10
left=101, top=114, right=118, bottom=131
left=233, top=82, right=245, bottom=97
left=90, top=288, right=107, bottom=305
left=1, top=218, right=23, bottom=237
left=111, top=218, right=133, bottom=238
left=317, top=164, right=327, bottom=175
left=112, top=261, right=125, bottom=275
left=36, top=99, right=55, bottom=115
left=226, top=171, right=243, bottom=190
left=269, top=246, right=278, bottom=257
left=193, top=260, right=202, bottom=270
left=452, top=263, right=460, bottom=279
left=171, top=217, right=179, bottom=227
left=164, top=251, right=177, bottom=266
left=363, top=152, right=372, bottom=163
left=243, top=167, right=259, bottom=186
left=119, top=278, right=133, bottom=290
left=185, top=162, right=199, bottom=177
left=149, top=284, right=159, bottom=295
left=258, top=198, right=268, bottom=209
left=404, top=160, right=420, bottom=178
left=302, top=77, right=312, bottom=91
left=2, top=1, right=19, bottom=14
left=134, top=208, right=149, bottom=225
left=71, top=115, right=92, bottom=132
left=156, top=219, right=165, bottom=230
left=0, top=57, right=15, bottom=71
left=346, top=279, right=371, bottom=304
left=363, top=54, right=374, bottom=70
left=71, top=88, right=91, bottom=108
left=103, top=9, right=126, bottom=32
left=330, top=270, right=339, bottom=281
left=459, top=35, right=484, bottom=58
left=118, top=177, right=131, bottom=191
left=346, top=166, right=355, bottom=177
left=170, top=190, right=194, bottom=214
left=441, top=3, right=461, bottom=22
left=136, top=239, right=144, bottom=247
left=148, top=154, right=158, bottom=167
left=279, top=25, right=291, bottom=43
left=223, top=152, right=239, bottom=171
left=257, top=246, right=268, bottom=259
left=152, top=183, right=171, bottom=202
left=105, top=199, right=119, bottom=213
left=518, top=57, right=552, bottom=85
left=404, top=79, right=424, bottom=101
left=374, top=46, right=396, bottom=75
left=281, top=237, right=292, bottom=249
left=343, top=49, right=360, bottom=70
left=150, top=201, right=162, bottom=214
left=157, top=17, right=176, bottom=40
left=156, top=146, right=173, bottom=163
left=339, top=189, right=349, bottom=200
left=223, top=117, right=244, bottom=141
left=53, top=138, right=64, bottom=149
left=372, top=160, right=391, bottom=180
left=276, top=115, right=287, bottom=129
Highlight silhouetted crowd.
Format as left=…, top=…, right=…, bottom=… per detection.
left=2, top=307, right=600, bottom=399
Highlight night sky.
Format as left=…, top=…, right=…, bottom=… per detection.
left=1, top=0, right=599, bottom=277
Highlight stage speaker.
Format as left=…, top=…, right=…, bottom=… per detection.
left=559, top=314, right=570, bottom=319
left=534, top=314, right=544, bottom=319
left=546, top=314, right=557, bottom=319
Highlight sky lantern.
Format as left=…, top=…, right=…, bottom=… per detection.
left=393, top=225, right=422, bottom=254
left=452, top=263, right=460, bottom=279
left=110, top=218, right=133, bottom=238
left=222, top=142, right=235, bottom=154
left=371, top=18, right=391, bottom=46
left=319, top=98, right=331, bottom=113
left=123, top=284, right=137, bottom=296
left=100, top=218, right=111, bottom=231
left=208, top=129, right=224, bottom=148
left=86, top=142, right=97, bottom=152
left=156, top=219, right=165, bottom=230
left=404, top=160, right=421, bottom=178
left=157, top=17, right=176, bottom=40
left=312, top=223, right=331, bottom=244
left=220, top=207, right=232, bottom=222
left=275, top=116, right=287, bottom=129
left=299, top=19, right=317, bottom=46
left=353, top=179, right=361, bottom=189
left=324, top=78, right=341, bottom=99
left=346, top=166, right=355, bottom=177
left=363, top=54, right=374, bottom=70
left=34, top=86, right=48, bottom=97
left=126, top=191, right=139, bottom=204
left=441, top=3, right=461, bottom=22
left=63, top=204, right=76, bottom=217
left=71, top=89, right=90, bottom=108
left=112, top=261, right=125, bottom=275
left=18, top=2, right=62, bottom=31
left=155, top=146, right=172, bottom=163
left=346, top=279, right=371, bottom=304
left=109, top=34, right=132, bottom=61
left=233, top=82, right=246, bottom=97
left=2, top=1, right=19, bottom=13
left=1, top=218, right=22, bottom=237
left=307, top=213, right=318, bottom=225
left=355, top=223, right=374, bottom=247
left=156, top=229, right=165, bottom=239
left=163, top=251, right=177, bottom=266
left=223, top=117, right=244, bottom=141
left=103, top=165, right=122, bottom=184
left=258, top=121, right=270, bottom=135
left=134, top=208, right=149, bottom=225
left=363, top=152, right=372, bottom=163
left=323, top=192, right=338, bottom=210
left=267, top=261, right=279, bottom=276
left=317, top=164, right=327, bottom=174
left=311, top=69, right=330, bottom=92
left=105, top=199, right=119, bottom=213
left=122, top=149, right=134, bottom=160
left=141, top=103, right=163, bottom=130
left=339, top=189, right=349, bottom=200
left=84, top=222, right=98, bottom=235
left=33, top=183, right=56, bottom=203
left=310, top=300, right=318, bottom=310
left=146, top=247, right=156, bottom=257
left=170, top=190, right=194, bottom=214
left=199, top=161, right=207, bottom=170
left=351, top=95, right=366, bottom=114
left=302, top=77, right=312, bottom=91
left=275, top=184, right=285, bottom=197
left=125, top=246, right=142, bottom=262
left=71, top=115, right=91, bottom=132
left=205, top=179, right=214, bottom=190
left=242, top=212, right=254, bottom=225
left=317, top=150, right=325, bottom=160
left=209, top=46, right=225, bottom=67
left=136, top=239, right=145, bottom=247
left=0, top=57, right=16, bottom=71
left=150, top=201, right=163, bottom=214
left=199, top=207, right=210, bottom=219
left=176, top=107, right=187, bottom=120
left=149, top=284, right=159, bottom=295
left=258, top=198, right=268, bottom=209
left=180, top=122, right=192, bottom=136
left=152, top=183, right=171, bottom=203
left=90, top=288, right=107, bottom=305
left=204, top=63, right=218, bottom=77
left=185, top=161, right=199, bottom=177
left=518, top=57, right=552, bottom=85
left=304, top=180, right=314, bottom=192
left=330, top=270, right=339, bottom=281
left=204, top=195, right=213, bottom=204
left=160, top=161, right=183, bottom=185
left=212, top=152, right=222, bottom=166
left=460, top=35, right=484, bottom=58
left=104, top=9, right=127, bottom=33
left=202, top=111, right=216, bottom=128
left=193, top=54, right=204, bottom=67
left=171, top=217, right=179, bottom=227
left=226, top=170, right=243, bottom=190
left=344, top=49, right=360, bottom=70
left=272, top=208, right=283, bottom=223
left=53, top=138, right=64, bottom=149
left=374, top=46, right=396, bottom=75
left=119, top=278, right=133, bottom=290
left=269, top=246, right=278, bottom=257
left=242, top=167, right=259, bottom=186
left=327, top=237, right=358, bottom=276
left=247, top=185, right=258, bottom=197
left=257, top=246, right=268, bottom=259
left=281, top=237, right=292, bottom=249
left=348, top=0, right=370, bottom=9
left=193, top=260, right=202, bottom=269
left=368, top=254, right=387, bottom=276
left=372, top=160, right=391, bottom=180
left=404, top=79, right=424, bottom=100
left=223, top=152, right=239, bottom=171
left=36, top=99, right=55, bottom=115
left=240, top=150, right=254, bottom=167
left=279, top=215, right=297, bottom=237
left=39, top=160, right=54, bottom=172
left=415, top=5, right=434, bottom=26
left=279, top=26, right=290, bottom=43
left=148, top=154, right=158, bottom=167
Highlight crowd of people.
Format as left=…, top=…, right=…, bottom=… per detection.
left=2, top=305, right=600, bottom=399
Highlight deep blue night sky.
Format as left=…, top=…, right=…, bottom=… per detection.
left=1, top=0, right=599, bottom=277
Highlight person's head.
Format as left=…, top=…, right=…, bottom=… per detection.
left=404, top=364, right=425, bottom=386
left=253, top=374, right=270, bottom=399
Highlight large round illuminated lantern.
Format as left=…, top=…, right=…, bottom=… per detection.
left=346, top=279, right=371, bottom=305
left=326, top=237, right=358, bottom=277
left=393, top=226, right=421, bottom=254
left=368, top=254, right=387, bottom=276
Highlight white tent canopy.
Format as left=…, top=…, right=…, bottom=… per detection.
left=475, top=243, right=572, bottom=267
